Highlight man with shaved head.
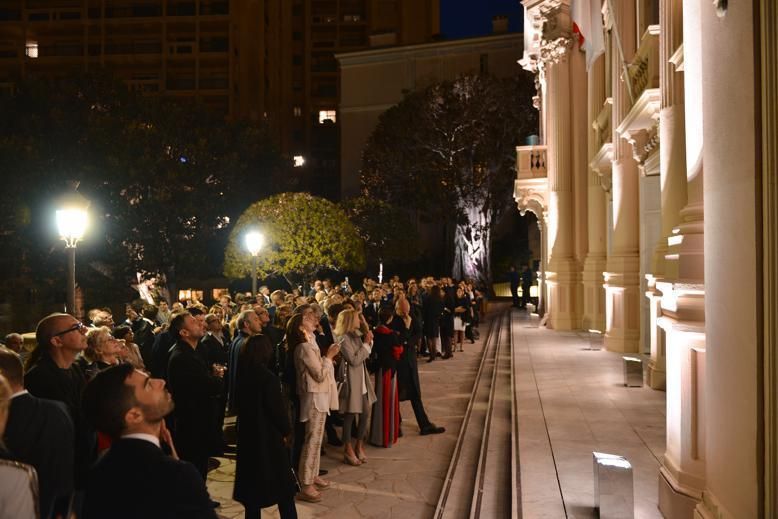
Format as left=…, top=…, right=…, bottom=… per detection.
left=25, top=312, right=96, bottom=494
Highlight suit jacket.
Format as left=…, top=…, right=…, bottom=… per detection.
left=4, top=392, right=74, bottom=519
left=82, top=438, right=217, bottom=519
left=363, top=302, right=383, bottom=329
left=167, top=342, right=221, bottom=465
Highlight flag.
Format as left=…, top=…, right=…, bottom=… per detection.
left=571, top=0, right=605, bottom=70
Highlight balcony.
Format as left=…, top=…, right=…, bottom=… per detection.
left=515, top=144, right=547, bottom=180
left=628, top=25, right=660, bottom=100
left=617, top=25, right=660, bottom=168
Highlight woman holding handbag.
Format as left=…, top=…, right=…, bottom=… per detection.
left=333, top=309, right=376, bottom=466
left=290, top=311, right=340, bottom=503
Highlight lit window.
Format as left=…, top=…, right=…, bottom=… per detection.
left=293, top=155, right=305, bottom=167
left=318, top=110, right=336, bottom=124
left=25, top=42, right=38, bottom=58
left=293, top=106, right=302, bottom=117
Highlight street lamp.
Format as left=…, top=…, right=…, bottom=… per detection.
left=55, top=182, right=90, bottom=316
left=245, top=230, right=264, bottom=297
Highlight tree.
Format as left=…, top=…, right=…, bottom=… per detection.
left=0, top=71, right=287, bottom=315
left=223, top=192, right=366, bottom=287
left=360, top=73, right=537, bottom=288
left=340, top=196, right=419, bottom=270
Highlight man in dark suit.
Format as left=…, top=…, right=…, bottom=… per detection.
left=167, top=312, right=224, bottom=480
left=82, top=363, right=217, bottom=519
left=25, top=313, right=96, bottom=493
left=0, top=347, right=74, bottom=519
left=363, top=288, right=384, bottom=329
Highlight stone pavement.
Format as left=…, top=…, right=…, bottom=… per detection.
left=512, top=311, right=665, bottom=518
left=207, top=316, right=489, bottom=519
left=206, top=305, right=667, bottom=518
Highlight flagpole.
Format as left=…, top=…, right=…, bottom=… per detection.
left=605, top=0, right=635, bottom=105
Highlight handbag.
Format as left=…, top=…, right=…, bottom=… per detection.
left=336, top=359, right=348, bottom=396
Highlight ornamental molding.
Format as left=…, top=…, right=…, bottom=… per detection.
left=538, top=36, right=574, bottom=65
left=513, top=177, right=548, bottom=221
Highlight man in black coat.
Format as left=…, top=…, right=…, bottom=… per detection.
left=167, top=312, right=224, bottom=480
left=82, top=363, right=217, bottom=519
left=362, top=288, right=384, bottom=329
left=392, top=298, right=445, bottom=436
left=24, top=313, right=96, bottom=493
left=1, top=347, right=74, bottom=519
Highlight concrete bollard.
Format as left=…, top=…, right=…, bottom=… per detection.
left=593, top=451, right=634, bottom=518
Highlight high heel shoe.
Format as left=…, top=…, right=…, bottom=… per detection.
left=357, top=451, right=368, bottom=463
left=343, top=453, right=362, bottom=466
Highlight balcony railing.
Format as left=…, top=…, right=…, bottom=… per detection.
left=516, top=145, right=547, bottom=179
left=628, top=25, right=660, bottom=102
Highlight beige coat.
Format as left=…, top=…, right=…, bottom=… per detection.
left=295, top=340, right=338, bottom=420
left=337, top=333, right=377, bottom=413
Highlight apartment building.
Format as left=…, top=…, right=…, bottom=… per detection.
left=0, top=0, right=439, bottom=198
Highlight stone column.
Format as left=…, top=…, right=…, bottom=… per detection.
left=582, top=54, right=607, bottom=332
left=646, top=0, right=687, bottom=390
left=657, top=0, right=707, bottom=515
left=543, top=16, right=579, bottom=331
left=604, top=0, right=641, bottom=353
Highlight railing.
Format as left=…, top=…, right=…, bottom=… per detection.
left=594, top=98, right=612, bottom=148
left=628, top=25, right=660, bottom=101
left=515, top=144, right=547, bottom=179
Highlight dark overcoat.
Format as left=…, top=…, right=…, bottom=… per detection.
left=233, top=348, right=297, bottom=508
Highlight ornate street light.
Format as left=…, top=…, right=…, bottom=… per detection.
left=55, top=182, right=90, bottom=316
left=245, top=230, right=264, bottom=297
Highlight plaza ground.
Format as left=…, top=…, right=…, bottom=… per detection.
left=208, top=304, right=666, bottom=518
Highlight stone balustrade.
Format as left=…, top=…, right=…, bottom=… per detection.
left=515, top=144, right=548, bottom=179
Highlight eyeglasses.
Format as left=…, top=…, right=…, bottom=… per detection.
left=52, top=322, right=86, bottom=337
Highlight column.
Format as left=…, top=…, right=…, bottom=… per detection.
left=695, top=0, right=760, bottom=516
left=646, top=0, right=687, bottom=390
left=604, top=1, right=640, bottom=353
left=543, top=17, right=580, bottom=331
left=657, top=0, right=707, bottom=515
left=582, top=54, right=607, bottom=332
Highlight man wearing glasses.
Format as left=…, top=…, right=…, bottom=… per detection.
left=25, top=313, right=96, bottom=503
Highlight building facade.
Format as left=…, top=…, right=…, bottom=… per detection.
left=515, top=0, right=777, bottom=517
left=0, top=0, right=439, bottom=198
left=336, top=29, right=524, bottom=200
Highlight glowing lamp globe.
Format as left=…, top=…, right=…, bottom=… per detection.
left=245, top=231, right=264, bottom=256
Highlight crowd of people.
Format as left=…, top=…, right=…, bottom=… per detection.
left=0, top=275, right=486, bottom=519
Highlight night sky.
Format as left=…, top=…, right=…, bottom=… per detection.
left=440, top=0, right=524, bottom=39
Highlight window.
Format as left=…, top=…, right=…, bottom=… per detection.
left=25, top=42, right=38, bottom=58
left=293, top=106, right=302, bottom=117
left=293, top=155, right=305, bottom=167
left=318, top=110, right=336, bottom=124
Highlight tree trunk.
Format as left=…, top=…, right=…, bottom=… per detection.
left=452, top=203, right=491, bottom=289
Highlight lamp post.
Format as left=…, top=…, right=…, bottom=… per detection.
left=55, top=182, right=90, bottom=316
left=245, top=230, right=264, bottom=297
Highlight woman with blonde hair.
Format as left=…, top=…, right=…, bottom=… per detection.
left=333, top=309, right=376, bottom=465
left=0, top=373, right=38, bottom=519
left=290, top=310, right=340, bottom=503
left=79, top=327, right=123, bottom=380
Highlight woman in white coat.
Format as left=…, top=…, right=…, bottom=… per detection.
left=333, top=309, right=376, bottom=466
left=290, top=311, right=340, bottom=503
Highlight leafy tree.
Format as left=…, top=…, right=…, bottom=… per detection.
left=360, top=73, right=537, bottom=288
left=340, top=196, right=419, bottom=270
left=223, top=192, right=366, bottom=287
left=0, top=71, right=287, bottom=319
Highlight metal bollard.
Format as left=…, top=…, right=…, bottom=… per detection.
left=593, top=451, right=634, bottom=518
left=622, top=356, right=644, bottom=387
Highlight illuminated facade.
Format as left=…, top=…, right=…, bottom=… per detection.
left=515, top=0, right=777, bottom=517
